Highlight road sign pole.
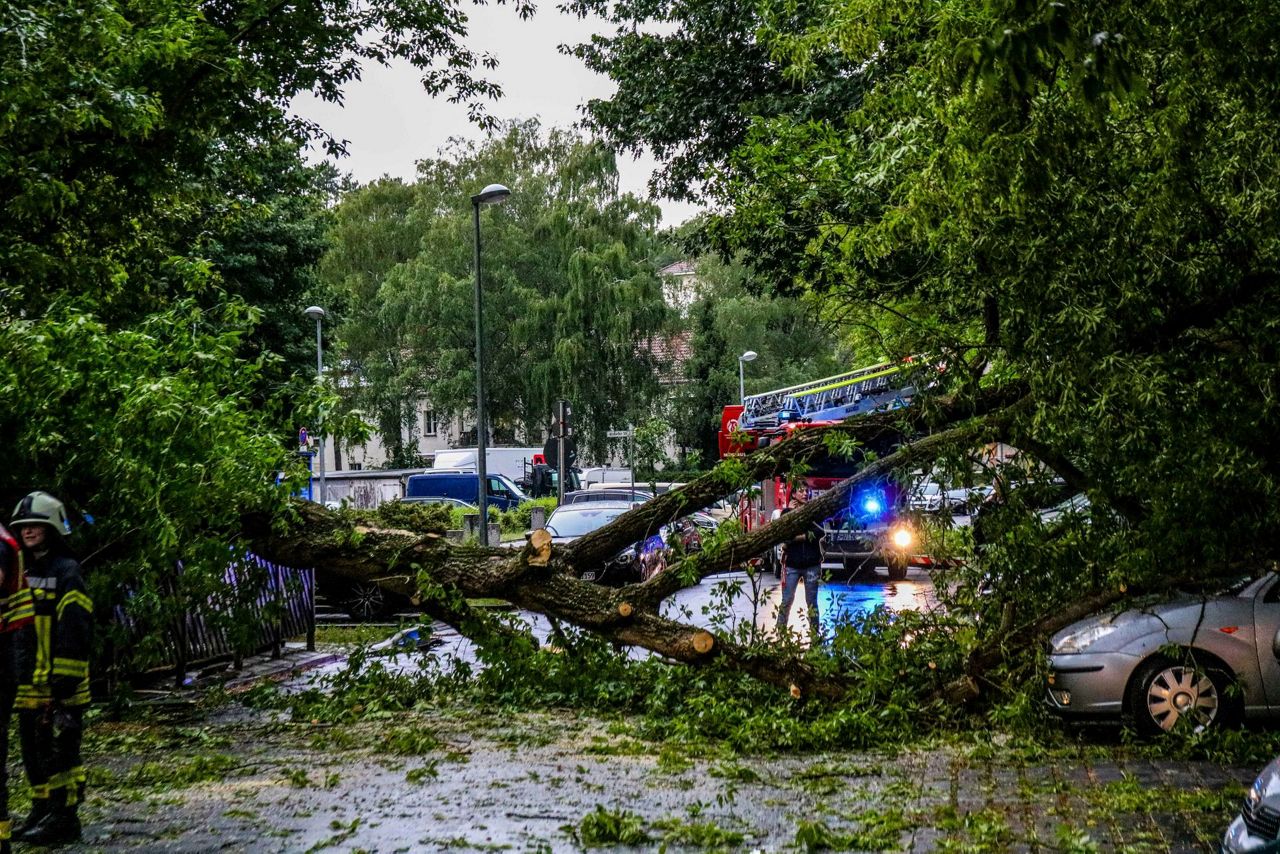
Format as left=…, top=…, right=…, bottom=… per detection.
left=557, top=399, right=568, bottom=504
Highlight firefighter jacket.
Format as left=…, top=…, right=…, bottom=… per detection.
left=14, top=549, right=91, bottom=710
left=0, top=524, right=33, bottom=637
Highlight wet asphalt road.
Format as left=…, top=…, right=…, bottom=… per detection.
left=77, top=567, right=1255, bottom=852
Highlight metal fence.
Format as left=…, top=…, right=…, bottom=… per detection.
left=113, top=554, right=315, bottom=689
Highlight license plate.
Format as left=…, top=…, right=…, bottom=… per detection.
left=581, top=571, right=596, bottom=581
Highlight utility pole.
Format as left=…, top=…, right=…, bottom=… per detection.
left=303, top=306, right=326, bottom=506
left=557, top=400, right=570, bottom=503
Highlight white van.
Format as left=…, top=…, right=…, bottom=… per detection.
left=579, top=467, right=634, bottom=489
left=432, top=447, right=543, bottom=485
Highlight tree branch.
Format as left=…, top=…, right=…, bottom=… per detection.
left=566, top=383, right=1027, bottom=568
left=631, top=415, right=1005, bottom=608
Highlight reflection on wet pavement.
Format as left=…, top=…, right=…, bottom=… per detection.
left=760, top=567, right=940, bottom=646
left=821, top=576, right=938, bottom=631
left=298, top=568, right=941, bottom=683
left=658, top=567, right=939, bottom=648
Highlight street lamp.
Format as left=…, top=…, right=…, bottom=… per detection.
left=303, top=305, right=326, bottom=507
left=471, top=183, right=511, bottom=546
left=738, top=350, right=758, bottom=405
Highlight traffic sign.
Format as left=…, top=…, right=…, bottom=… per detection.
left=607, top=428, right=633, bottom=439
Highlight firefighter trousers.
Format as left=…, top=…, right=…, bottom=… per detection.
left=18, top=705, right=85, bottom=818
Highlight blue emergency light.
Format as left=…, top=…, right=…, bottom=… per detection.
left=851, top=485, right=889, bottom=521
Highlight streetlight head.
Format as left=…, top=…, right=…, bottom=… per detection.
left=471, top=183, right=511, bottom=206
left=740, top=350, right=758, bottom=362
left=303, top=305, right=326, bottom=321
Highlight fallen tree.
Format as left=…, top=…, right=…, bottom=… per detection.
left=244, top=386, right=1027, bottom=700
left=243, top=368, right=1279, bottom=708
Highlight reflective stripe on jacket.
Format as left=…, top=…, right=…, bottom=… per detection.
left=15, top=551, right=92, bottom=709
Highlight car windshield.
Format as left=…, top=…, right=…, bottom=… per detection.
left=501, top=477, right=529, bottom=501
left=546, top=508, right=626, bottom=537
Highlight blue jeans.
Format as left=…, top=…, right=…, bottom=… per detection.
left=777, top=564, right=821, bottom=634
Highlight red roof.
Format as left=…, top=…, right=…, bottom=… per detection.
left=642, top=331, right=693, bottom=383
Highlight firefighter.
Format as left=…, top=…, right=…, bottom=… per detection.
left=0, top=522, right=33, bottom=854
left=9, top=492, right=91, bottom=846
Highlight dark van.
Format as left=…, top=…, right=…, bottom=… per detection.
left=404, top=470, right=527, bottom=512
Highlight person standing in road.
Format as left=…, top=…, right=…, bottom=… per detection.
left=10, top=492, right=92, bottom=846
left=0, top=521, right=33, bottom=854
left=775, top=489, right=824, bottom=639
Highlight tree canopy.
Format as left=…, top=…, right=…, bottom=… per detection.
left=0, top=0, right=527, bottom=667
left=320, top=121, right=671, bottom=464
left=668, top=251, right=844, bottom=466
left=572, top=0, right=1280, bottom=587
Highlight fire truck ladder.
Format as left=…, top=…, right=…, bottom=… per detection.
left=741, top=361, right=911, bottom=429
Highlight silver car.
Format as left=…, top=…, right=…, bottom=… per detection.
left=1223, top=755, right=1280, bottom=852
left=1047, top=574, right=1280, bottom=734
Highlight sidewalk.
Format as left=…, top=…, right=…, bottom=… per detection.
left=130, top=643, right=342, bottom=702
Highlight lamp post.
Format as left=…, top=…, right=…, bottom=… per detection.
left=303, top=306, right=327, bottom=507
left=471, top=183, right=511, bottom=546
left=738, top=350, right=758, bottom=405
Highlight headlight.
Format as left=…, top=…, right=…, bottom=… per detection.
left=609, top=546, right=638, bottom=564
left=1053, top=623, right=1118, bottom=654
left=890, top=526, right=914, bottom=550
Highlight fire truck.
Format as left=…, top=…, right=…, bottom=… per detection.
left=718, top=360, right=927, bottom=581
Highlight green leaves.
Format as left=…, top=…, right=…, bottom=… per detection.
left=320, top=120, right=670, bottom=461
left=0, top=297, right=300, bottom=667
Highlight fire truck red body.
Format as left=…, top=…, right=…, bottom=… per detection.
left=717, top=362, right=935, bottom=580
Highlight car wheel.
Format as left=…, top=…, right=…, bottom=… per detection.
left=1126, top=654, right=1238, bottom=736
left=885, top=555, right=908, bottom=582
left=340, top=581, right=391, bottom=621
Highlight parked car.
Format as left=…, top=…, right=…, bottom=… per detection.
left=705, top=496, right=739, bottom=523
left=398, top=496, right=477, bottom=511
left=1223, top=756, right=1280, bottom=852
left=542, top=501, right=666, bottom=585
left=561, top=488, right=654, bottom=505
left=403, top=470, right=527, bottom=511
left=319, top=575, right=412, bottom=621
left=1037, top=492, right=1091, bottom=525
left=1047, top=573, right=1280, bottom=735
left=909, top=481, right=945, bottom=512
left=686, top=511, right=719, bottom=532
left=945, top=484, right=993, bottom=513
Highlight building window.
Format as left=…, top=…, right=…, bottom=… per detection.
left=350, top=463, right=363, bottom=471
left=422, top=409, right=438, bottom=437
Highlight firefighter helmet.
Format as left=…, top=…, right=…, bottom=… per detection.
left=11, top=491, right=72, bottom=536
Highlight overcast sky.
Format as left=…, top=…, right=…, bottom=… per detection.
left=292, top=4, right=702, bottom=226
